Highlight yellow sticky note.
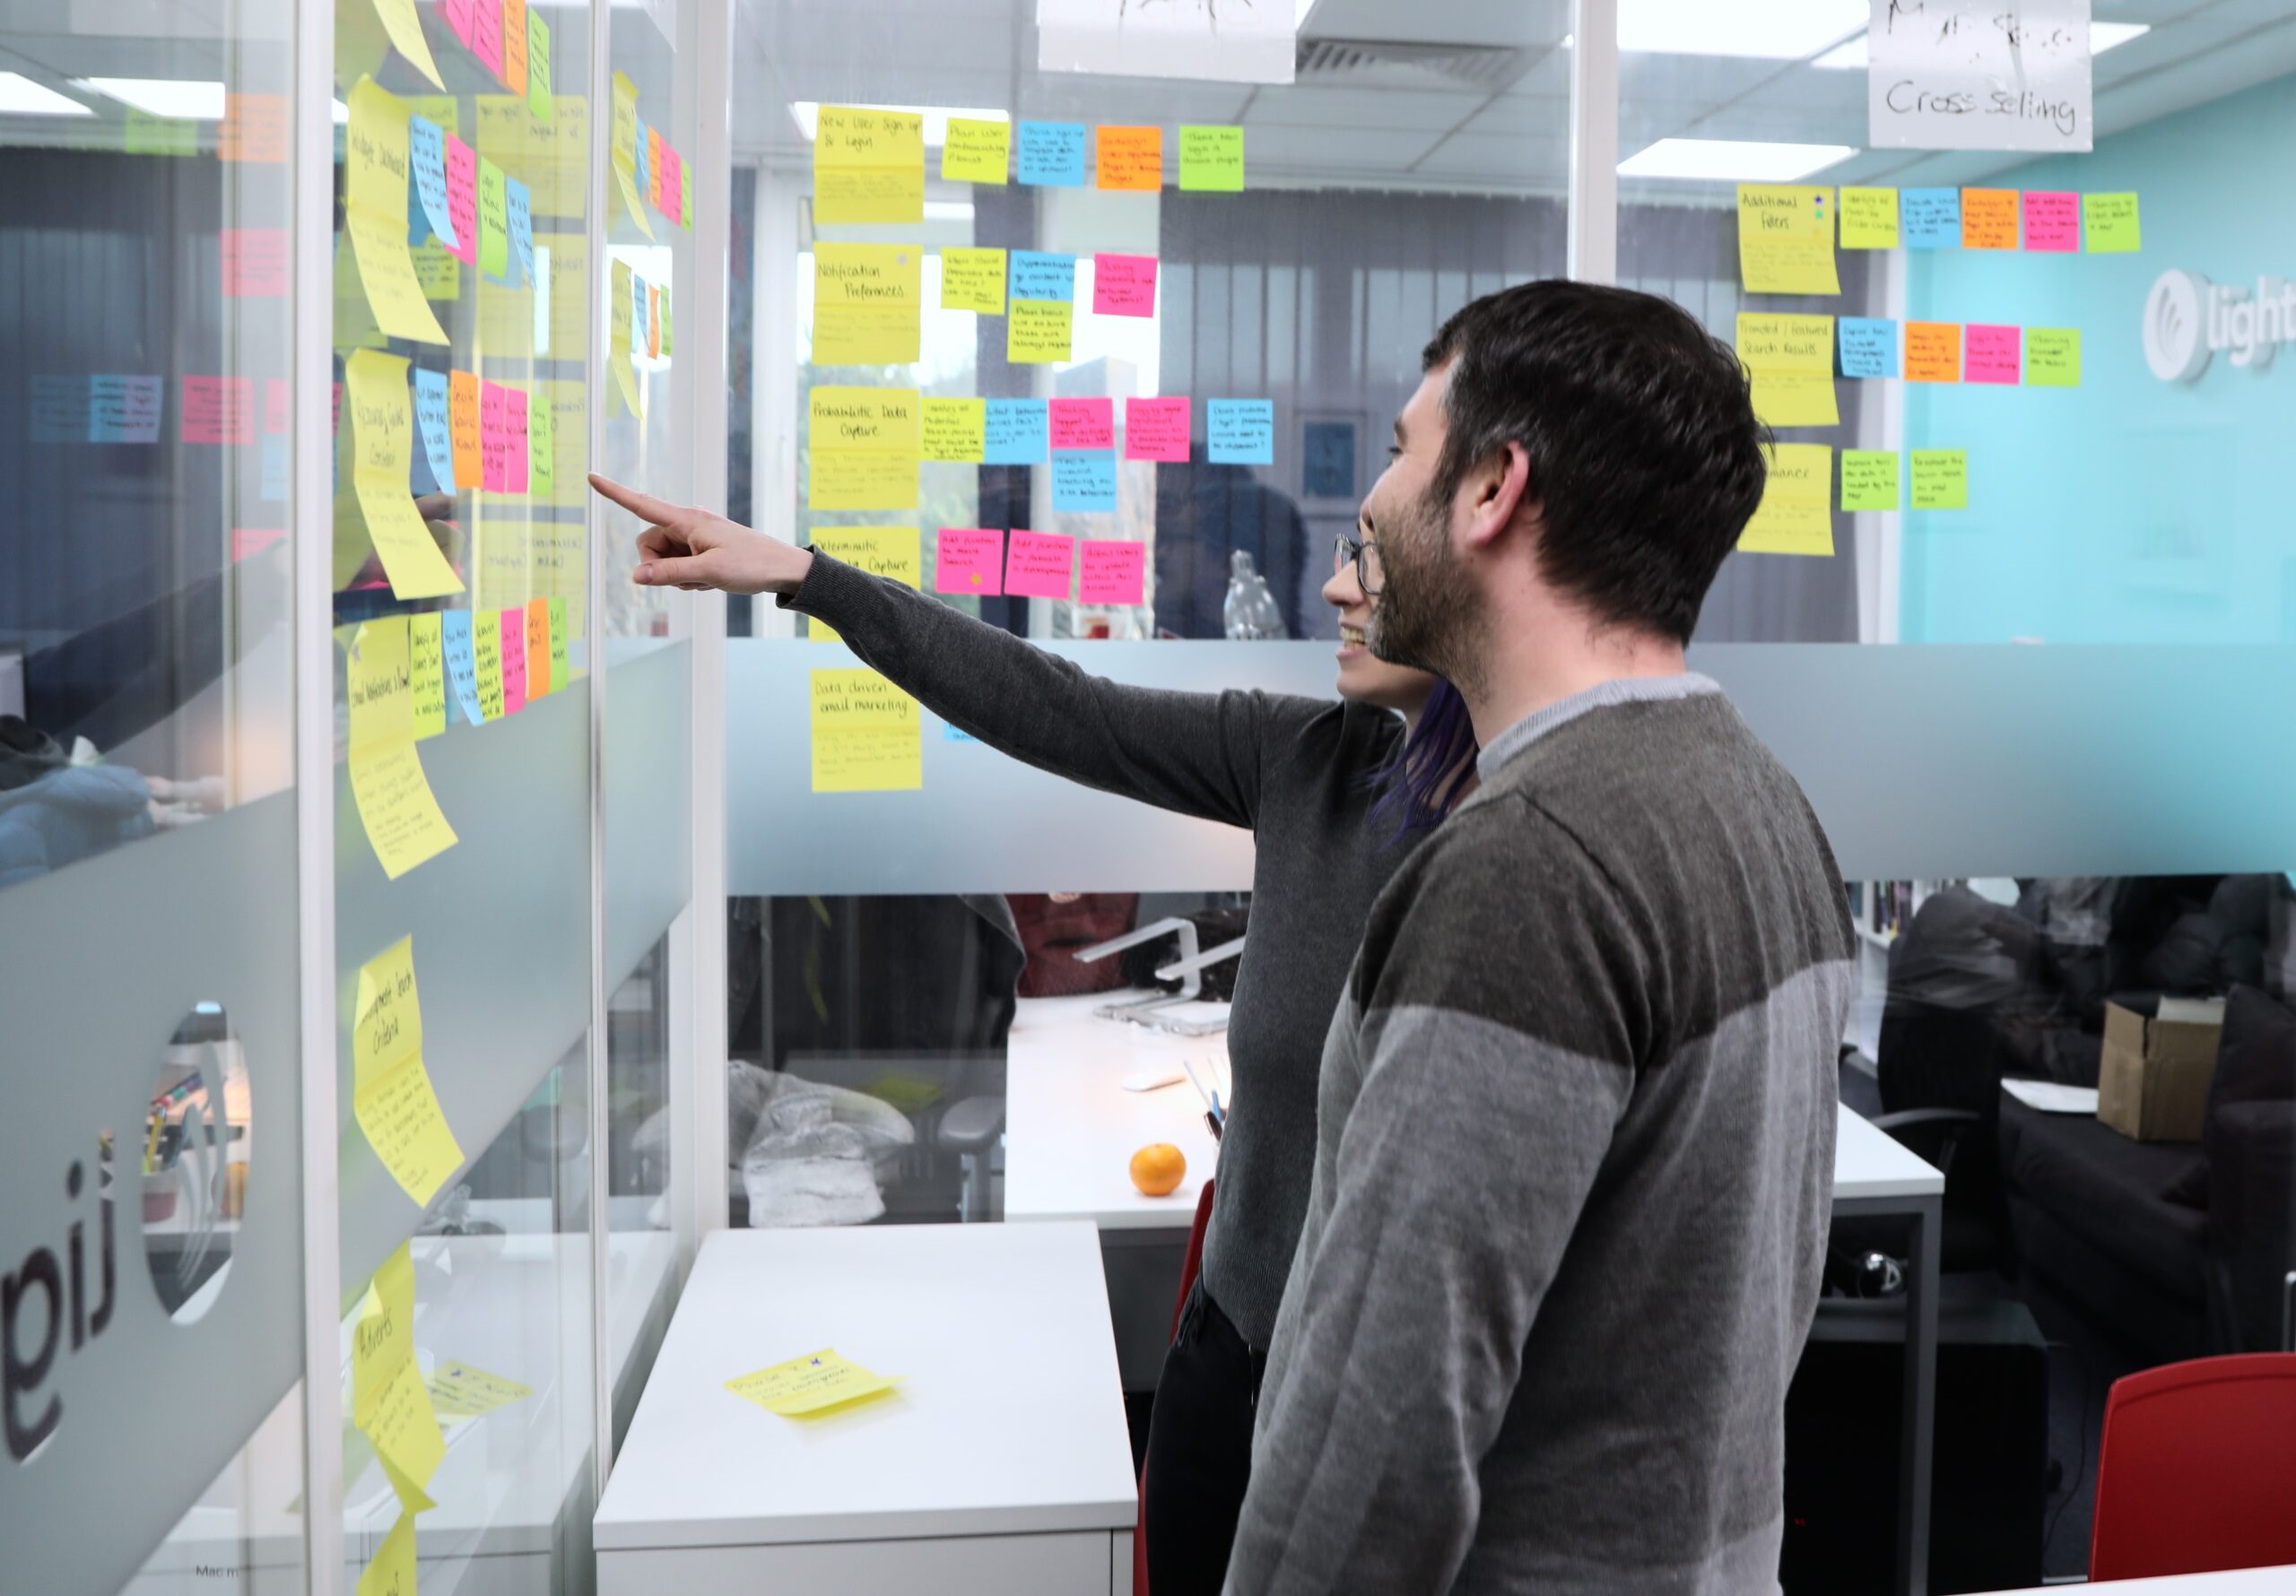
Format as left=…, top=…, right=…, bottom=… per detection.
left=1909, top=449, right=1968, bottom=511
left=941, top=117, right=1010, bottom=184
left=726, top=1348, right=901, bottom=1417
left=357, top=1511, right=417, bottom=1596
left=1735, top=312, right=1839, bottom=428
left=939, top=247, right=1006, bottom=315
left=1007, top=299, right=1074, bottom=364
left=347, top=78, right=413, bottom=221
left=409, top=614, right=445, bottom=741
left=347, top=350, right=464, bottom=598
left=348, top=207, right=450, bottom=345
left=352, top=1240, right=417, bottom=1425
left=1839, top=449, right=1900, bottom=512
left=814, top=106, right=926, bottom=225
left=808, top=386, right=919, bottom=511
left=2083, top=193, right=2140, bottom=253
left=813, top=243, right=922, bottom=366
left=372, top=0, right=445, bottom=91
left=361, top=1357, right=448, bottom=1505
left=346, top=79, right=449, bottom=344
left=349, top=616, right=416, bottom=756
left=807, top=527, right=919, bottom=644
left=922, top=397, right=986, bottom=464
left=610, top=72, right=654, bottom=238
left=610, top=259, right=639, bottom=416
left=810, top=671, right=922, bottom=794
left=352, top=933, right=423, bottom=1080
left=347, top=625, right=457, bottom=880
left=427, top=1359, right=534, bottom=1417
left=1838, top=186, right=1900, bottom=250
left=527, top=392, right=555, bottom=498
left=352, top=1031, right=465, bottom=1201
left=1739, top=442, right=1834, bottom=556
left=1737, top=184, right=1839, bottom=296
left=1178, top=125, right=1245, bottom=192
left=2025, top=327, right=2082, bottom=386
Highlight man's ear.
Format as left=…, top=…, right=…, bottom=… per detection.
left=1461, top=440, right=1533, bottom=551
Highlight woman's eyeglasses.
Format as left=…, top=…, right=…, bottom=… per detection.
left=1333, top=533, right=1384, bottom=597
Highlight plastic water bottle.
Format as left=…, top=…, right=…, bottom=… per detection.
left=1222, top=551, right=1286, bottom=640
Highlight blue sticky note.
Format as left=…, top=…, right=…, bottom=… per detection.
left=408, top=114, right=457, bottom=250
left=983, top=398, right=1049, bottom=464
left=261, top=431, right=290, bottom=499
left=1008, top=250, right=1077, bottom=303
left=633, top=114, right=648, bottom=175
left=1017, top=120, right=1087, bottom=186
left=90, top=375, right=161, bottom=443
left=633, top=271, right=650, bottom=356
left=442, top=611, right=484, bottom=725
left=1838, top=317, right=1900, bottom=378
left=944, top=721, right=977, bottom=742
left=1206, top=399, right=1274, bottom=465
left=507, top=177, right=534, bottom=290
left=412, top=368, right=457, bottom=495
left=1901, top=188, right=1961, bottom=249
left=1051, top=449, right=1118, bottom=512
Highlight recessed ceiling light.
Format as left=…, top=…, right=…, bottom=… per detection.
left=1621, top=0, right=1866, bottom=59
left=0, top=72, right=92, bottom=117
left=1619, top=137, right=1857, bottom=182
left=790, top=102, right=1008, bottom=147
left=78, top=76, right=227, bottom=120
left=1814, top=21, right=2149, bottom=69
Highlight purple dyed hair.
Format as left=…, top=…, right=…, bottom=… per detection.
left=1365, top=678, right=1478, bottom=843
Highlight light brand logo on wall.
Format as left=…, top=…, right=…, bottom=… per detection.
left=2144, top=267, right=2296, bottom=381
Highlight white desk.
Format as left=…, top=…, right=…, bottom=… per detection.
left=1974, top=1572, right=2296, bottom=1594
left=596, top=1223, right=1139, bottom=1596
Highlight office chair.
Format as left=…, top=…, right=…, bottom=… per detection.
left=2089, top=1352, right=2296, bottom=1579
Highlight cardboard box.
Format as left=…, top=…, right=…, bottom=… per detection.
left=2097, top=997, right=2225, bottom=1142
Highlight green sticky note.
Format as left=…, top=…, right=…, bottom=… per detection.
left=682, top=169, right=692, bottom=230
left=660, top=291, right=673, bottom=356
left=478, top=157, right=509, bottom=282
left=1839, top=449, right=1900, bottom=512
left=526, top=11, right=553, bottom=125
left=126, top=109, right=198, bottom=156
left=1909, top=449, right=1968, bottom=511
left=2025, top=328, right=2082, bottom=386
left=1178, top=125, right=1244, bottom=192
left=547, top=597, right=570, bottom=685
left=2082, top=193, right=2140, bottom=254
left=527, top=387, right=554, bottom=498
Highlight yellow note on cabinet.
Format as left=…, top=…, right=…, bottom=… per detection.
left=428, top=1359, right=535, bottom=1417
left=1838, top=187, right=1900, bottom=249
left=813, top=243, right=922, bottom=366
left=922, top=397, right=987, bottom=463
left=1737, top=184, right=1839, bottom=296
left=726, top=1348, right=902, bottom=1416
left=808, top=386, right=919, bottom=511
left=939, top=247, right=1006, bottom=315
left=814, top=106, right=925, bottom=225
left=941, top=117, right=1010, bottom=184
left=807, top=527, right=919, bottom=644
left=1735, top=313, right=1839, bottom=428
left=809, top=671, right=922, bottom=794
left=347, top=349, right=464, bottom=598
left=1739, top=443, right=1834, bottom=556
left=1006, top=299, right=1074, bottom=364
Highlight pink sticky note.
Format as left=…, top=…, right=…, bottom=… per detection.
left=333, top=381, right=343, bottom=434
left=265, top=377, right=290, bottom=434
left=500, top=610, right=527, bottom=714
left=662, top=146, right=683, bottom=223
left=2022, top=191, right=2081, bottom=253
left=446, top=135, right=478, bottom=268
left=180, top=376, right=253, bottom=445
left=1004, top=529, right=1075, bottom=599
left=1092, top=253, right=1159, bottom=317
left=1049, top=396, right=1114, bottom=452
left=935, top=528, right=1006, bottom=594
left=1965, top=324, right=2022, bottom=384
left=1079, top=540, right=1147, bottom=605
left=222, top=228, right=288, bottom=297
left=471, top=0, right=503, bottom=76
left=506, top=388, right=529, bottom=493
left=231, top=527, right=289, bottom=562
left=440, top=0, right=475, bottom=47
left=1124, top=395, right=1190, bottom=463
left=480, top=379, right=509, bottom=490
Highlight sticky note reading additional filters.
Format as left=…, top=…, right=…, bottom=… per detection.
left=1965, top=325, right=2022, bottom=385
left=983, top=398, right=1049, bottom=464
left=1004, top=528, right=1075, bottom=599
left=806, top=527, right=920, bottom=644
left=814, top=105, right=925, bottom=224
left=1909, top=449, right=1969, bottom=511
left=1734, top=314, right=1839, bottom=427
left=1961, top=188, right=2019, bottom=250
left=347, top=349, right=465, bottom=598
left=813, top=243, right=922, bottom=366
left=1207, top=399, right=1274, bottom=464
left=922, top=398, right=987, bottom=463
left=1178, top=125, right=1245, bottom=192
left=1096, top=125, right=1162, bottom=191
left=1838, top=318, right=1900, bottom=379
left=1009, top=250, right=1077, bottom=303
left=2083, top=193, right=2141, bottom=253
left=409, top=613, right=446, bottom=740
left=441, top=611, right=483, bottom=724
left=1092, top=253, right=1158, bottom=317
left=1839, top=449, right=1900, bottom=512
left=1906, top=322, right=1963, bottom=384
left=346, top=79, right=449, bottom=344
left=726, top=1349, right=901, bottom=1417
left=1738, top=443, right=1833, bottom=557
left=1736, top=184, right=1839, bottom=296
left=809, top=386, right=920, bottom=511
left=1049, top=396, right=1114, bottom=452
left=935, top=528, right=1004, bottom=594
left=348, top=619, right=461, bottom=879
left=427, top=1360, right=534, bottom=1418
left=1900, top=187, right=1961, bottom=249
left=1007, top=299, right=1074, bottom=364
left=939, top=247, right=1006, bottom=315
left=353, top=943, right=465, bottom=1207
left=1080, top=539, right=1147, bottom=605
left=2022, top=190, right=2081, bottom=253
left=809, top=671, right=922, bottom=794
left=1016, top=120, right=1087, bottom=186
left=941, top=116, right=1010, bottom=183
left=1837, top=187, right=1900, bottom=249
left=1051, top=451, right=1118, bottom=513
left=1125, top=395, right=1191, bottom=463
left=2025, top=327, right=2082, bottom=386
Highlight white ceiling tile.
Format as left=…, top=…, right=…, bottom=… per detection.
left=1242, top=122, right=1445, bottom=172
left=1244, top=84, right=1484, bottom=132
left=1410, top=131, right=1571, bottom=185
left=1305, top=0, right=1570, bottom=48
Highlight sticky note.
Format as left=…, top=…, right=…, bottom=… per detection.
left=1016, top=120, right=1087, bottom=186
left=1965, top=324, right=2022, bottom=385
left=922, top=397, right=987, bottom=463
left=31, top=376, right=88, bottom=445
left=1052, top=451, right=1118, bottom=513
left=1080, top=540, right=1147, bottom=605
left=807, top=526, right=920, bottom=644
left=1125, top=395, right=1190, bottom=463
left=610, top=258, right=639, bottom=414
left=351, top=1243, right=416, bottom=1427
left=500, top=609, right=527, bottom=713
left=126, top=110, right=198, bottom=156
left=409, top=613, right=446, bottom=741
left=1738, top=443, right=1833, bottom=557
left=471, top=0, right=503, bottom=76
left=181, top=376, right=254, bottom=445
left=2083, top=193, right=2141, bottom=254
left=477, top=157, right=509, bottom=281
left=1838, top=187, right=1900, bottom=250
left=347, top=79, right=449, bottom=343
left=526, top=389, right=554, bottom=497
left=1207, top=399, right=1274, bottom=464
left=1093, top=253, right=1158, bottom=317
left=362, top=1355, right=445, bottom=1509
left=1734, top=313, right=1838, bottom=427
left=222, top=228, right=288, bottom=297
left=1737, top=184, right=1839, bottom=296
left=370, top=0, right=444, bottom=90
left=501, top=0, right=529, bottom=97
left=1961, top=188, right=2019, bottom=250
left=647, top=282, right=661, bottom=359
left=1004, top=528, right=1075, bottom=599
left=683, top=169, right=693, bottom=230
left=1006, top=299, right=1074, bottom=364
left=507, top=177, right=534, bottom=288
left=506, top=388, right=529, bottom=494
left=935, top=528, right=1004, bottom=594
left=1009, top=250, right=1077, bottom=304
left=726, top=1349, right=901, bottom=1417
left=357, top=1511, right=417, bottom=1596
left=813, top=242, right=923, bottom=366
left=1049, top=396, right=1114, bottom=452
left=2022, top=190, right=2080, bottom=252
left=1839, top=449, right=1900, bottom=512
left=1178, top=125, right=1245, bottom=192
left=939, top=247, right=1005, bottom=315
left=2025, top=327, right=2081, bottom=386
left=445, top=134, right=478, bottom=267
left=407, top=117, right=457, bottom=250
left=526, top=9, right=552, bottom=122
left=611, top=72, right=654, bottom=237
left=1909, top=449, right=1968, bottom=510
left=473, top=612, right=504, bottom=719
left=1901, top=187, right=1961, bottom=249
left=942, top=117, right=1010, bottom=184
left=1905, top=322, right=1962, bottom=384
left=547, top=596, right=569, bottom=685
left=983, top=398, right=1048, bottom=464
left=91, top=376, right=161, bottom=443
left=808, top=386, right=920, bottom=511
left=347, top=648, right=458, bottom=880
left=427, top=1360, right=534, bottom=1417
left=661, top=144, right=683, bottom=225
left=217, top=92, right=287, bottom=162
left=441, top=611, right=483, bottom=724
left=1838, top=317, right=1899, bottom=379
left=480, top=379, right=509, bottom=490
left=412, top=369, right=457, bottom=495
left=448, top=369, right=483, bottom=490
left=352, top=981, right=465, bottom=1201
left=348, top=350, right=465, bottom=598
left=646, top=126, right=664, bottom=212
left=524, top=597, right=551, bottom=695
left=1096, top=125, right=1162, bottom=191
left=348, top=204, right=451, bottom=344
left=809, top=671, right=922, bottom=794
left=814, top=105, right=926, bottom=225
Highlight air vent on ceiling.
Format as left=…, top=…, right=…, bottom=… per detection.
left=1294, top=37, right=1536, bottom=92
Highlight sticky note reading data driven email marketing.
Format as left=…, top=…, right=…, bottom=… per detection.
left=2024, top=328, right=2082, bottom=386
left=1080, top=539, right=1147, bottom=605
left=352, top=934, right=465, bottom=1206
left=806, top=527, right=919, bottom=644
left=1837, top=318, right=1900, bottom=380
left=1092, top=253, right=1159, bottom=317
left=1016, top=120, right=1087, bottom=186
left=983, top=398, right=1048, bottom=464
left=941, top=116, right=1010, bottom=184
left=813, top=242, right=922, bottom=366
left=1736, top=184, right=1839, bottom=296
left=1004, top=528, right=1075, bottom=599
left=1735, top=314, right=1838, bottom=428
left=347, top=349, right=465, bottom=599
left=726, top=1349, right=901, bottom=1418
left=814, top=105, right=925, bottom=225
left=810, top=670, right=922, bottom=794
left=935, top=528, right=1004, bottom=595
left=1178, top=125, right=1245, bottom=192
left=1909, top=449, right=1969, bottom=511
left=1125, top=395, right=1191, bottom=463
left=2022, top=191, right=2081, bottom=253
left=809, top=386, right=920, bottom=511
left=1839, top=449, right=1900, bottom=513
left=939, top=247, right=1006, bottom=315
left=1739, top=443, right=1833, bottom=557
left=1838, top=187, right=1900, bottom=250
left=921, top=398, right=987, bottom=463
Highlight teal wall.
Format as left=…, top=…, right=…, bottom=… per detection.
left=1901, top=72, right=2296, bottom=643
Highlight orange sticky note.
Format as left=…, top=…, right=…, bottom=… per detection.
left=524, top=596, right=552, bottom=696
left=218, top=92, right=287, bottom=163
left=448, top=370, right=483, bottom=489
left=1095, top=126, right=1162, bottom=191
left=1906, top=322, right=1963, bottom=383
left=1961, top=188, right=2019, bottom=250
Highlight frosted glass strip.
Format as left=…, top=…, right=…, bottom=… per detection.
left=605, top=640, right=693, bottom=993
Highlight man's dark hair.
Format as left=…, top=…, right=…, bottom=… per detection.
left=1421, top=280, right=1769, bottom=645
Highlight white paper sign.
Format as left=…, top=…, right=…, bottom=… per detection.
left=1037, top=0, right=1297, bottom=86
left=1868, top=0, right=2093, bottom=153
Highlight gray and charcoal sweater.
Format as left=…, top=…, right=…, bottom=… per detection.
left=1225, top=675, right=1856, bottom=1596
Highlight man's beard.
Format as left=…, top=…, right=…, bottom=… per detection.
left=1370, top=481, right=1487, bottom=698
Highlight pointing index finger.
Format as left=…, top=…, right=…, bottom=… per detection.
left=588, top=472, right=682, bottom=526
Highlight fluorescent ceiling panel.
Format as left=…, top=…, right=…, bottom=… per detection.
left=1619, top=136, right=1857, bottom=181
left=1621, top=0, right=1865, bottom=59
left=1815, top=22, right=2149, bottom=68
left=78, top=76, right=226, bottom=119
left=0, top=72, right=92, bottom=116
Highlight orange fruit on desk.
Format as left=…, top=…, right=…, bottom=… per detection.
left=1129, top=1143, right=1187, bottom=1197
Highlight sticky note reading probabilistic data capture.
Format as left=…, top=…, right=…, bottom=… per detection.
left=1839, top=450, right=1900, bottom=512
left=814, top=106, right=925, bottom=223
left=352, top=934, right=465, bottom=1206
left=810, top=671, right=922, bottom=793
left=348, top=616, right=460, bottom=879
left=1734, top=314, right=1838, bottom=428
left=1910, top=450, right=1969, bottom=511
left=935, top=528, right=1004, bottom=595
left=809, top=386, right=920, bottom=510
left=1736, top=184, right=1839, bottom=296
left=726, top=1349, right=901, bottom=1418
left=1739, top=443, right=1833, bottom=558
left=813, top=242, right=922, bottom=365
left=807, top=528, right=919, bottom=644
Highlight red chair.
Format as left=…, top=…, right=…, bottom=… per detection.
left=2089, top=1352, right=2296, bottom=1581
left=1135, top=1178, right=1215, bottom=1596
